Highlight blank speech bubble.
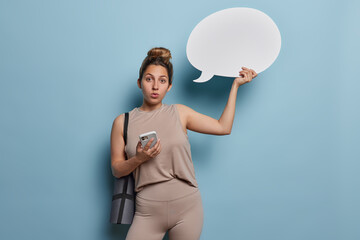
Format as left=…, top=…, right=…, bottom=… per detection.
left=186, top=7, right=281, bottom=83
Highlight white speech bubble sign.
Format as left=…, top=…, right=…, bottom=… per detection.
left=186, top=7, right=281, bottom=83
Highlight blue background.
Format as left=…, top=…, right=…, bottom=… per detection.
left=1, top=0, right=359, bottom=239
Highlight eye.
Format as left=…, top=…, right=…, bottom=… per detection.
left=146, top=77, right=152, bottom=81
left=160, top=79, right=167, bottom=83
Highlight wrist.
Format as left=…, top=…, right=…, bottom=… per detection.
left=135, top=154, right=149, bottom=165
left=134, top=155, right=144, bottom=164
left=232, top=80, right=240, bottom=88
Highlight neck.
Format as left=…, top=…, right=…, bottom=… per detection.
left=139, top=102, right=163, bottom=112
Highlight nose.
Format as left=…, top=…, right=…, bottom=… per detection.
left=152, top=80, right=159, bottom=89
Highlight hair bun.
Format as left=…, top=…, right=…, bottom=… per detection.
left=147, top=47, right=172, bottom=64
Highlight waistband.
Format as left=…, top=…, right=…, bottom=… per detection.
left=136, top=178, right=198, bottom=201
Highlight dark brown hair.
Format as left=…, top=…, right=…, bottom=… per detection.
left=138, top=47, right=173, bottom=86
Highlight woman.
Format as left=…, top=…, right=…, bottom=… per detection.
left=111, top=47, right=257, bottom=240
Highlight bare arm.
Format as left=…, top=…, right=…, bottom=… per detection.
left=111, top=114, right=141, bottom=178
left=218, top=80, right=240, bottom=134
left=178, top=67, right=257, bottom=135
left=111, top=114, right=162, bottom=178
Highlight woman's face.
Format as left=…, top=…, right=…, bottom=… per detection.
left=137, top=64, right=172, bottom=104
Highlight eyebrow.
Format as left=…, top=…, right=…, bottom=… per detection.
left=145, top=73, right=168, bottom=78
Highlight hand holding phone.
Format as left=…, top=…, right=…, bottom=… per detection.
left=139, top=131, right=158, bottom=149
left=136, top=131, right=161, bottom=163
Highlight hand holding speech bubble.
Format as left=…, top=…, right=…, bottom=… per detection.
left=186, top=7, right=281, bottom=83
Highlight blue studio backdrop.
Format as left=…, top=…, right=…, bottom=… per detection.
left=0, top=0, right=359, bottom=239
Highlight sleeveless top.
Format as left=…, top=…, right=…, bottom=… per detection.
left=124, top=103, right=199, bottom=192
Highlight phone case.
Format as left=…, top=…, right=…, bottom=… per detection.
left=139, top=131, right=158, bottom=149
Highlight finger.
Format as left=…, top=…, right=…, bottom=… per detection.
left=153, top=139, right=160, bottom=151
left=152, top=148, right=158, bottom=157
left=144, top=138, right=154, bottom=151
left=248, top=72, right=253, bottom=81
left=250, top=69, right=257, bottom=77
left=155, top=144, right=162, bottom=156
left=239, top=71, right=246, bottom=77
left=242, top=66, right=249, bottom=70
left=147, top=138, right=155, bottom=147
left=242, top=70, right=251, bottom=77
left=151, top=140, right=159, bottom=154
left=157, top=140, right=161, bottom=152
left=152, top=145, right=159, bottom=157
left=154, top=138, right=160, bottom=148
left=245, top=72, right=252, bottom=82
left=153, top=139, right=160, bottom=150
left=150, top=139, right=160, bottom=153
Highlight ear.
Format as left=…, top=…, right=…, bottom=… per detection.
left=167, top=83, right=172, bottom=92
left=137, top=78, right=141, bottom=89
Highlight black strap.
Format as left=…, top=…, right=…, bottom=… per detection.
left=112, top=192, right=134, bottom=201
left=124, top=112, right=128, bottom=146
left=117, top=112, right=129, bottom=223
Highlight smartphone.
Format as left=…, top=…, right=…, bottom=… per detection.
left=139, top=131, right=158, bottom=149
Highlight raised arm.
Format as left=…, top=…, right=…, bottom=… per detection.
left=177, top=67, right=257, bottom=136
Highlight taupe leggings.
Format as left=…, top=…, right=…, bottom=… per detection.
left=126, top=178, right=204, bottom=240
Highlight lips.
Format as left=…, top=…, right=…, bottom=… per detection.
left=151, top=93, right=159, bottom=98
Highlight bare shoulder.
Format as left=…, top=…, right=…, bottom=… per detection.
left=111, top=113, right=127, bottom=177
left=114, top=113, right=125, bottom=122
left=175, top=103, right=192, bottom=114
left=113, top=113, right=125, bottom=136
left=175, top=104, right=192, bottom=119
